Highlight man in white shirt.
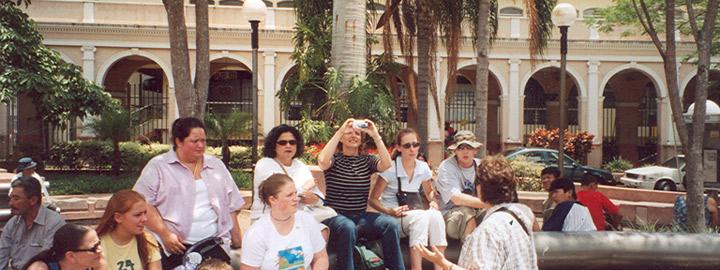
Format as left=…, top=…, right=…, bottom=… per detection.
left=541, top=178, right=596, bottom=232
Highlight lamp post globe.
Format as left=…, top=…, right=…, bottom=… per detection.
left=551, top=3, right=577, bottom=26
left=242, top=0, right=266, bottom=167
left=552, top=3, right=576, bottom=172
left=242, top=0, right=267, bottom=22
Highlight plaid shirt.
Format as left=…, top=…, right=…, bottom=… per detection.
left=458, top=203, right=538, bottom=270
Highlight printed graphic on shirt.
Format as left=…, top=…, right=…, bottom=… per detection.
left=278, top=246, right=305, bottom=270
left=115, top=259, right=136, bottom=270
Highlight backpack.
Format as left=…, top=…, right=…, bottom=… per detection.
left=353, top=243, right=384, bottom=270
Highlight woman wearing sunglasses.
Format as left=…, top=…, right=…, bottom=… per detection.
left=96, top=189, right=161, bottom=270
left=251, top=125, right=325, bottom=226
left=317, top=118, right=405, bottom=270
left=369, top=128, right=446, bottom=270
left=24, top=224, right=106, bottom=270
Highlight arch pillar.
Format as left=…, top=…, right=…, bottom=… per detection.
left=262, top=50, right=277, bottom=135
left=586, top=60, right=602, bottom=167
left=507, top=58, right=522, bottom=145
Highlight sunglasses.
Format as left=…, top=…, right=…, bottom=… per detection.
left=72, top=241, right=101, bottom=253
left=276, top=140, right=297, bottom=146
left=457, top=144, right=475, bottom=151
left=401, top=142, right=421, bottom=149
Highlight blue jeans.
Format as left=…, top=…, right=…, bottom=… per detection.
left=323, top=212, right=405, bottom=270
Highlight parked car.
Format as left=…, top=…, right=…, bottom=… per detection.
left=620, top=155, right=685, bottom=191
left=503, top=147, right=616, bottom=185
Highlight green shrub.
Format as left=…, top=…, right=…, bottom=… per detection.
left=46, top=172, right=139, bottom=195
left=120, top=142, right=171, bottom=171
left=206, top=145, right=251, bottom=169
left=46, top=170, right=252, bottom=195
left=46, top=140, right=254, bottom=171
left=47, top=141, right=84, bottom=169
left=79, top=140, right=113, bottom=169
left=602, top=158, right=633, bottom=173
left=509, top=156, right=544, bottom=192
left=230, top=169, right=252, bottom=189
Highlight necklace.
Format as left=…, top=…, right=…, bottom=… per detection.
left=271, top=213, right=293, bottom=222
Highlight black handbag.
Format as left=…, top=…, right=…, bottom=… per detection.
left=182, top=237, right=231, bottom=268
left=395, top=160, right=426, bottom=210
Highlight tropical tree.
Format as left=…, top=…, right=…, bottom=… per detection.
left=161, top=0, right=210, bottom=118
left=376, top=0, right=554, bottom=157
left=1, top=0, right=117, bottom=149
left=204, top=110, right=252, bottom=166
left=589, top=0, right=719, bottom=232
left=332, top=0, right=368, bottom=90
left=88, top=108, right=133, bottom=175
left=279, top=0, right=399, bottom=144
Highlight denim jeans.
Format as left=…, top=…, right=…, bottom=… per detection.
left=323, top=211, right=405, bottom=270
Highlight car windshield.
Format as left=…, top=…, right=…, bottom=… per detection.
left=548, top=152, right=575, bottom=165
left=662, top=157, right=685, bottom=168
left=503, top=148, right=522, bottom=157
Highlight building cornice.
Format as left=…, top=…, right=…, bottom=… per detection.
left=36, top=22, right=296, bottom=39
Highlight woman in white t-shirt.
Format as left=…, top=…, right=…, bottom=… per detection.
left=369, top=128, right=447, bottom=270
left=251, top=125, right=324, bottom=221
left=241, top=174, right=328, bottom=270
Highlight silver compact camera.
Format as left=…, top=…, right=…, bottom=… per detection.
left=352, top=121, right=368, bottom=129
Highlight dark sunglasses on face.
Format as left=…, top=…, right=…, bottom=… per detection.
left=72, top=241, right=101, bottom=253
left=401, top=142, right=421, bottom=149
left=276, top=140, right=297, bottom=146
left=457, top=144, right=474, bottom=151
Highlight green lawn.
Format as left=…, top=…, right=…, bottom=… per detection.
left=44, top=170, right=252, bottom=195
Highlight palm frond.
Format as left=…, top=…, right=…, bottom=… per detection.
left=526, top=0, right=556, bottom=61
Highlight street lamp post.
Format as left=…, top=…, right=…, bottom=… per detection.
left=552, top=3, right=576, bottom=172
left=242, top=0, right=266, bottom=168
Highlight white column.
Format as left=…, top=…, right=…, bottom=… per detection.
left=510, top=18, right=520, bottom=38
left=428, top=57, right=443, bottom=140
left=264, top=9, right=276, bottom=30
left=507, top=58, right=522, bottom=143
left=262, top=50, right=276, bottom=135
left=589, top=26, right=599, bottom=40
left=81, top=46, right=96, bottom=81
left=587, top=60, right=601, bottom=143
left=83, top=1, right=94, bottom=23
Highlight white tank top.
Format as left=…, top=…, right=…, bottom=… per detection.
left=186, top=179, right=219, bottom=243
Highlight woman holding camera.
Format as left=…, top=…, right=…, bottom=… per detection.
left=317, top=118, right=404, bottom=270
left=369, top=128, right=446, bottom=270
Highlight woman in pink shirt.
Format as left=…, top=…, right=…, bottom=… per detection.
left=133, top=117, right=245, bottom=269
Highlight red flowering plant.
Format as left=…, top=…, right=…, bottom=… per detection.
left=527, top=128, right=595, bottom=163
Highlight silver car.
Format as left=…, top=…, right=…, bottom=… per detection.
left=620, top=156, right=685, bottom=191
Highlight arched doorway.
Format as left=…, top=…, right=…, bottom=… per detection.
left=522, top=67, right=580, bottom=142
left=101, top=55, right=169, bottom=143
left=445, top=65, right=503, bottom=153
left=206, top=57, right=255, bottom=140
left=601, top=69, right=659, bottom=164
left=682, top=70, right=720, bottom=112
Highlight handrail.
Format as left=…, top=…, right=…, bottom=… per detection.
left=535, top=232, right=720, bottom=269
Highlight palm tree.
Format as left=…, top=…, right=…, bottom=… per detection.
left=377, top=0, right=554, bottom=157
left=89, top=108, right=133, bottom=175
left=331, top=0, right=368, bottom=91
left=204, top=110, right=252, bottom=166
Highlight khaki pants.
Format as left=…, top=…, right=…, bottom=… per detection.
left=443, top=206, right=483, bottom=240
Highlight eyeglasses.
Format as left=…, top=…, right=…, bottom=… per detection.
left=72, top=241, right=101, bottom=253
left=276, top=140, right=297, bottom=146
left=457, top=144, right=475, bottom=151
left=401, top=142, right=420, bottom=149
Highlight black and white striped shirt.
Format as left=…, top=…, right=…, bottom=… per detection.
left=324, top=153, right=379, bottom=213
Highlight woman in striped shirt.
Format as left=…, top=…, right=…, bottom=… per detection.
left=317, top=118, right=405, bottom=270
